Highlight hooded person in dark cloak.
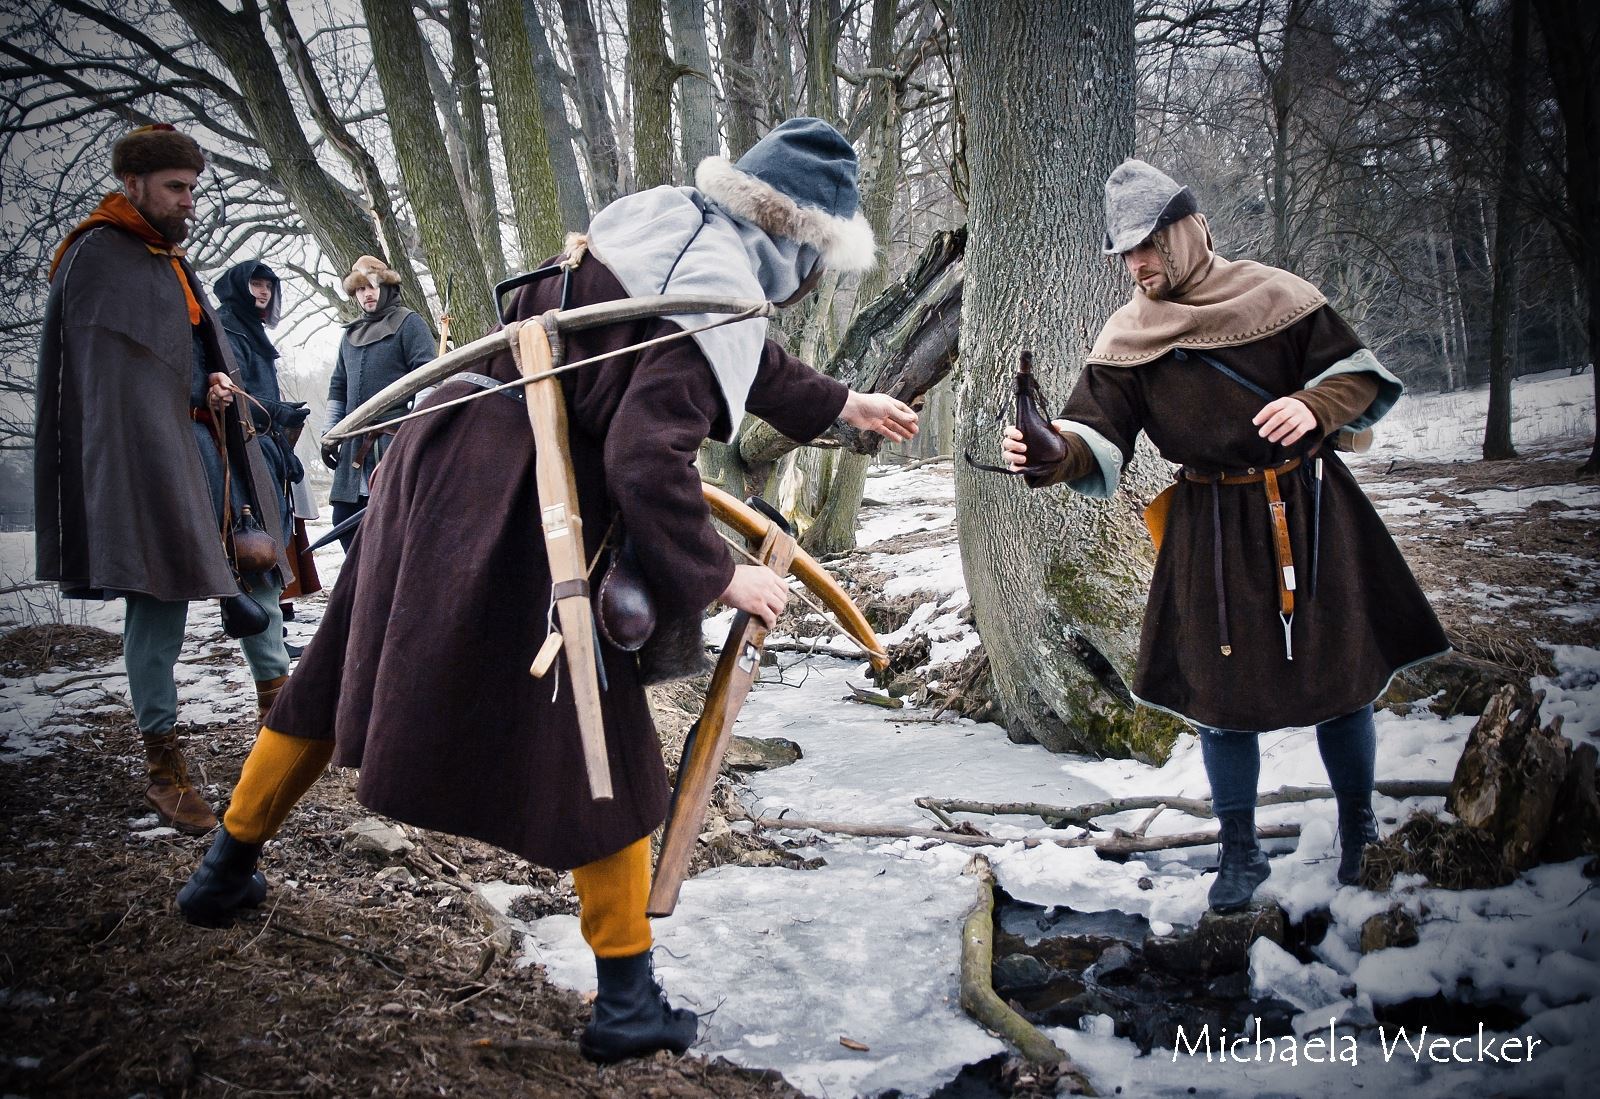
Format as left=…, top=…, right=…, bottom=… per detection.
left=1002, top=160, right=1449, bottom=913
left=212, top=260, right=320, bottom=635
left=177, top=118, right=919, bottom=1062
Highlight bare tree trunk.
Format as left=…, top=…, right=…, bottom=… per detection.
left=804, top=0, right=901, bottom=555
left=447, top=2, right=508, bottom=284
left=521, top=0, right=593, bottom=233
left=1531, top=0, right=1600, bottom=475
left=259, top=0, right=426, bottom=311
left=171, top=0, right=422, bottom=314
left=805, top=0, right=840, bottom=125
left=361, top=0, right=494, bottom=339
left=952, top=0, right=1180, bottom=761
left=479, top=0, right=565, bottom=265
left=628, top=0, right=676, bottom=190
left=667, top=0, right=719, bottom=176
left=560, top=0, right=622, bottom=207
left=720, top=0, right=762, bottom=157
left=1485, top=0, right=1529, bottom=461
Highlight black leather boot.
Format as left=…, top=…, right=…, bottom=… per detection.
left=1335, top=794, right=1379, bottom=886
left=1209, top=812, right=1271, bottom=913
left=579, top=951, right=698, bottom=1063
left=177, top=827, right=268, bottom=928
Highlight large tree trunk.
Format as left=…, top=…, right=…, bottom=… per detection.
left=479, top=0, right=565, bottom=265
left=171, top=0, right=424, bottom=316
left=521, top=0, right=593, bottom=233
left=1484, top=0, right=1529, bottom=461
left=560, top=0, right=622, bottom=207
left=360, top=0, right=494, bottom=340
left=952, top=0, right=1180, bottom=761
left=803, top=0, right=902, bottom=555
left=1531, top=0, right=1600, bottom=475
left=447, top=2, right=508, bottom=284
left=667, top=0, right=719, bottom=177
left=628, top=0, right=676, bottom=190
left=259, top=0, right=426, bottom=311
left=720, top=0, right=763, bottom=157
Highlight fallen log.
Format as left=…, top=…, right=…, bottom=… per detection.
left=959, top=855, right=1094, bottom=1092
left=747, top=813, right=1300, bottom=856
left=916, top=780, right=1452, bottom=826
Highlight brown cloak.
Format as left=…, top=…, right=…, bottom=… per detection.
left=1055, top=306, right=1448, bottom=731
left=268, top=259, right=846, bottom=870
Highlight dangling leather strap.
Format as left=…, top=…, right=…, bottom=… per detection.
left=1263, top=466, right=1296, bottom=660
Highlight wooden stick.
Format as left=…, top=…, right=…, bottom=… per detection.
left=520, top=321, right=611, bottom=801
left=917, top=780, right=1451, bottom=826
left=846, top=683, right=903, bottom=709
left=749, top=814, right=1300, bottom=856
left=648, top=526, right=797, bottom=917
left=960, top=856, right=1096, bottom=1089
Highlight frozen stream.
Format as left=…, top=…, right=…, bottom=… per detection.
left=486, top=656, right=1600, bottom=1098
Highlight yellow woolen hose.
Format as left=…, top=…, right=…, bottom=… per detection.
left=222, top=727, right=333, bottom=844
left=571, top=837, right=653, bottom=958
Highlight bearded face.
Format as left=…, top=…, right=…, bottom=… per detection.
left=123, top=168, right=198, bottom=244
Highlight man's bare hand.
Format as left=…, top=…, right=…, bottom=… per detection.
left=1000, top=420, right=1070, bottom=471
left=1253, top=396, right=1316, bottom=446
left=719, top=564, right=790, bottom=629
left=842, top=391, right=919, bottom=443
left=206, top=372, right=235, bottom=409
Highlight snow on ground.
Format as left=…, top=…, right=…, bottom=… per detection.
left=1359, top=368, right=1593, bottom=464
left=494, top=370, right=1600, bottom=1096
left=6, top=370, right=1598, bottom=1095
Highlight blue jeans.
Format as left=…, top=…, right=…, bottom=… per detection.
left=1197, top=706, right=1376, bottom=815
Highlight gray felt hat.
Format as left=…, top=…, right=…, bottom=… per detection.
left=1102, top=159, right=1199, bottom=255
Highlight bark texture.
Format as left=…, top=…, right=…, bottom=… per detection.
left=560, top=0, right=621, bottom=207
left=1484, top=0, right=1529, bottom=461
left=361, top=0, right=494, bottom=340
left=172, top=0, right=420, bottom=313
left=951, top=0, right=1179, bottom=760
left=628, top=0, right=676, bottom=190
left=480, top=0, right=566, bottom=264
left=519, top=0, right=592, bottom=232
left=667, top=0, right=719, bottom=178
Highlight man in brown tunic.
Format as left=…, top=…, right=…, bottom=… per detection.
left=1003, top=160, right=1448, bottom=913
left=35, top=126, right=293, bottom=835
left=177, top=118, right=918, bottom=1061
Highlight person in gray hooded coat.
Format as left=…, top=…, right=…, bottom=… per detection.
left=178, top=118, right=920, bottom=1063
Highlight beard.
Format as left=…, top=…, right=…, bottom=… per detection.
left=149, top=211, right=190, bottom=244
left=132, top=201, right=189, bottom=244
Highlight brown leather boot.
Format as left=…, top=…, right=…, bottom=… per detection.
left=255, top=675, right=289, bottom=726
left=142, top=732, right=217, bottom=835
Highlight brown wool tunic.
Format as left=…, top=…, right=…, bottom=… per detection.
left=1039, top=305, right=1448, bottom=732
left=268, top=259, right=846, bottom=869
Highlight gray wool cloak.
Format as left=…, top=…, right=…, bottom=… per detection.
left=34, top=225, right=290, bottom=602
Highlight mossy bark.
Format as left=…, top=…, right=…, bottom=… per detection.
left=951, top=0, right=1179, bottom=763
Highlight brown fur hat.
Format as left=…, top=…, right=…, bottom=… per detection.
left=342, top=255, right=402, bottom=295
left=111, top=124, right=205, bottom=178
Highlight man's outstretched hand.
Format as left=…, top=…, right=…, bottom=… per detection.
left=842, top=391, right=919, bottom=443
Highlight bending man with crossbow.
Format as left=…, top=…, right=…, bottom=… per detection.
left=176, top=118, right=918, bottom=1062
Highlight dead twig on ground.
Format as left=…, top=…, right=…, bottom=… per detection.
left=749, top=813, right=1300, bottom=856
left=916, top=780, right=1451, bottom=826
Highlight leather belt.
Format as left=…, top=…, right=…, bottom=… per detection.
left=1178, top=451, right=1314, bottom=661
